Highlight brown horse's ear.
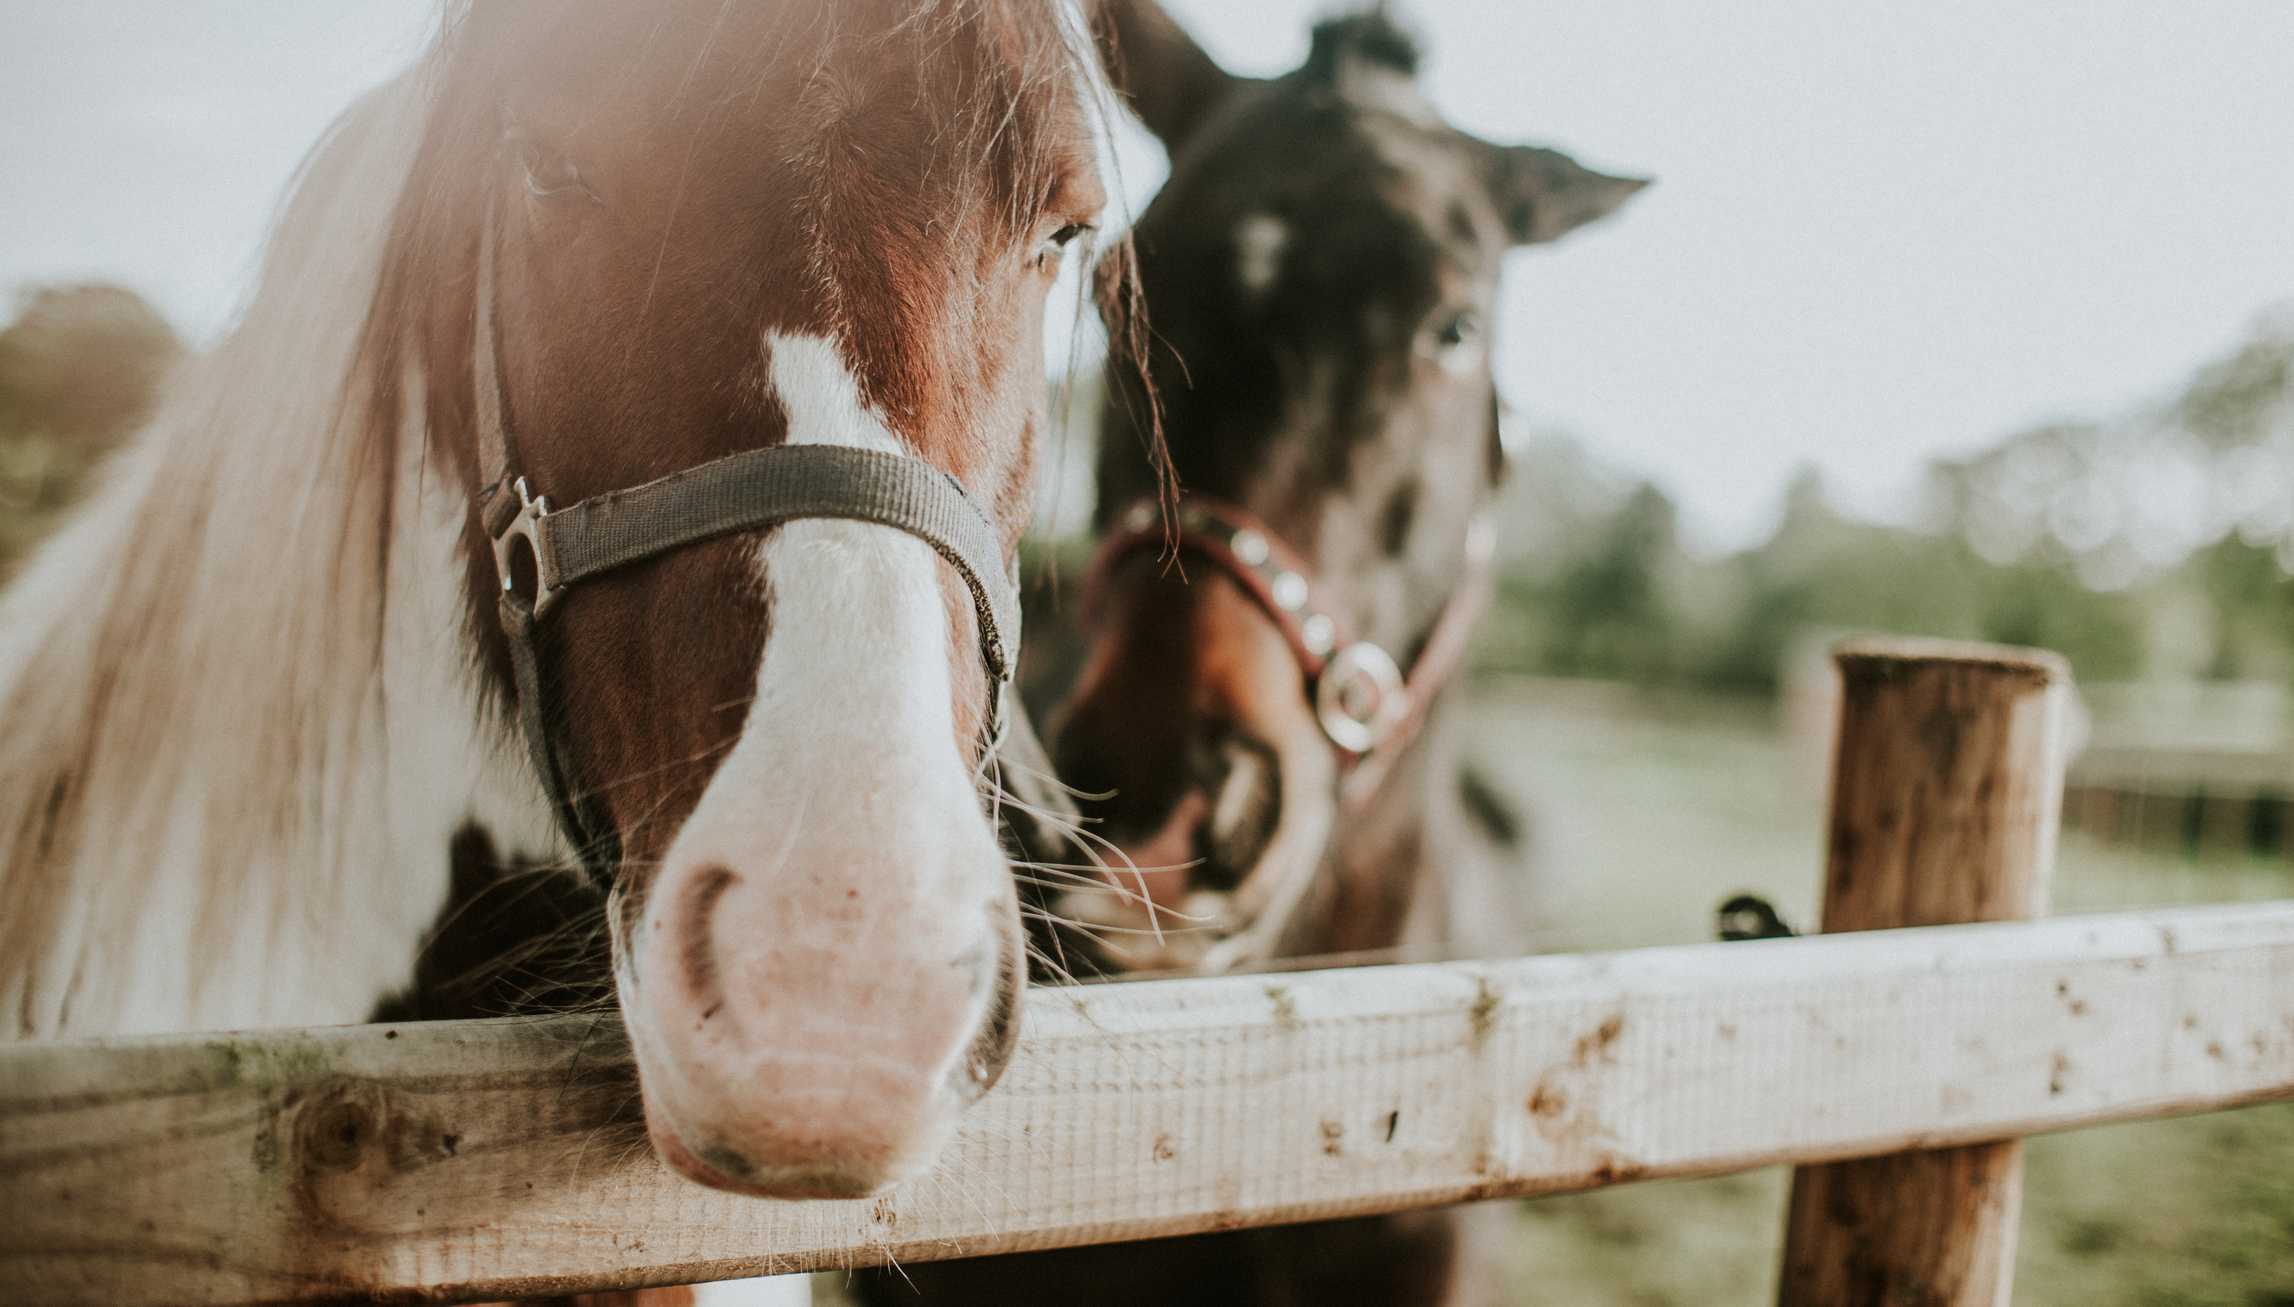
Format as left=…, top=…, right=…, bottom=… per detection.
left=1486, top=144, right=1651, bottom=246
left=1090, top=0, right=1242, bottom=150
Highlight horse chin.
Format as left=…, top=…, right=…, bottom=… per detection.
left=644, top=1110, right=876, bottom=1201
left=640, top=1089, right=959, bottom=1201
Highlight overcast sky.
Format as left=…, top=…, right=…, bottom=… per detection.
left=7, top=2, right=2292, bottom=549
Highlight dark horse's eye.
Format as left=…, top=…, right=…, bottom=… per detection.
left=1433, top=310, right=1482, bottom=351
left=518, top=139, right=594, bottom=202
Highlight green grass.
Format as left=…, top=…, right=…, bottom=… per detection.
left=1458, top=677, right=2294, bottom=1307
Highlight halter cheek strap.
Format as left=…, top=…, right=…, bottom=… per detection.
left=471, top=210, right=1020, bottom=882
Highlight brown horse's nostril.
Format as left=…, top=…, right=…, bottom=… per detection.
left=1066, top=723, right=1282, bottom=899
left=954, top=905, right=1023, bottom=1101
left=1197, top=732, right=1280, bottom=888
left=674, top=865, right=740, bottom=1005
left=1052, top=576, right=1296, bottom=922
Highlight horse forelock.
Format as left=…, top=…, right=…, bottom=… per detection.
left=1303, top=12, right=1425, bottom=83
left=358, top=0, right=1103, bottom=491
left=782, top=2, right=1097, bottom=471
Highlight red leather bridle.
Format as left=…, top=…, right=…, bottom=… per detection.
left=1082, top=494, right=1495, bottom=808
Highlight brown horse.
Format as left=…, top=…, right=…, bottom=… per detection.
left=0, top=0, right=1116, bottom=1266
left=858, top=6, right=1644, bottom=1303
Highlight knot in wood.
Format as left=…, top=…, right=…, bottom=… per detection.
left=294, top=1081, right=389, bottom=1175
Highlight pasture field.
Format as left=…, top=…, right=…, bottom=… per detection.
left=1466, top=677, right=2294, bottom=1307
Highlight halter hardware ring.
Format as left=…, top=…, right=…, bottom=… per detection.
left=1315, top=641, right=1409, bottom=755
left=490, top=476, right=562, bottom=619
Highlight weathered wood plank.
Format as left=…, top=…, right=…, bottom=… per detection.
left=5, top=903, right=2294, bottom=1306
left=1780, top=636, right=2071, bottom=1307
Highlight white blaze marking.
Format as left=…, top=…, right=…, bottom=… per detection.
left=636, top=327, right=1000, bottom=1070
left=1235, top=213, right=1290, bottom=298
left=746, top=331, right=974, bottom=803
left=1335, top=55, right=1438, bottom=125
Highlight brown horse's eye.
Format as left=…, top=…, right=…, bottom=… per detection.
left=1035, top=222, right=1094, bottom=269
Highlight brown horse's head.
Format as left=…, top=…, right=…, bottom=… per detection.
left=1052, top=5, right=1644, bottom=971
left=366, top=0, right=1106, bottom=1198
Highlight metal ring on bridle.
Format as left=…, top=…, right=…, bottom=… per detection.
left=490, top=476, right=560, bottom=618
left=1314, top=641, right=1408, bottom=754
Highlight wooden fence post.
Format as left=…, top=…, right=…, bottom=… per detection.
left=1778, top=637, right=2074, bottom=1307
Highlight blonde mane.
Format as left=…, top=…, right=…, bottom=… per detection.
left=0, top=57, right=554, bottom=1039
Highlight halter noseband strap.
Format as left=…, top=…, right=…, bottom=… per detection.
left=471, top=213, right=1019, bottom=882
left=1084, top=495, right=1494, bottom=808
left=485, top=448, right=1016, bottom=676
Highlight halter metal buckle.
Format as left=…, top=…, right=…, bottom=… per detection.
left=1315, top=641, right=1408, bottom=755
left=490, top=476, right=562, bottom=619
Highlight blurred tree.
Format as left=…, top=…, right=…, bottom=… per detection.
left=2178, top=320, right=2294, bottom=453
left=1535, top=480, right=1682, bottom=682
left=0, top=283, right=179, bottom=441
left=0, top=283, right=181, bottom=574
left=2186, top=533, right=2294, bottom=682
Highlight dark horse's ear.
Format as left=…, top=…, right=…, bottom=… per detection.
left=1485, top=143, right=1651, bottom=246
left=1091, top=0, right=1243, bottom=150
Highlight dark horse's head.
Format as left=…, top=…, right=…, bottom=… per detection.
left=365, top=0, right=1107, bottom=1198
left=1053, top=3, right=1645, bottom=971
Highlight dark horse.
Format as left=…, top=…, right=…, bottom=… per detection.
left=855, top=5, right=1645, bottom=1304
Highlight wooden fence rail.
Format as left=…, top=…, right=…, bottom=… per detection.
left=6, top=902, right=2294, bottom=1306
